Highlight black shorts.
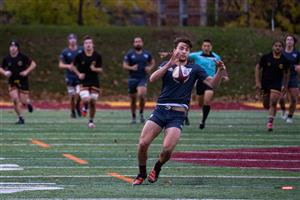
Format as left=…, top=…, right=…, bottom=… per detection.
left=196, top=81, right=213, bottom=95
left=262, top=82, right=281, bottom=94
left=9, top=79, right=29, bottom=93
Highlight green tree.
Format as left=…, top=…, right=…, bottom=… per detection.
left=3, top=0, right=155, bottom=26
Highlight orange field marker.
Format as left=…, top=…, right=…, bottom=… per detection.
left=63, top=153, right=88, bottom=165
left=107, top=172, right=133, bottom=183
left=31, top=139, right=50, bottom=148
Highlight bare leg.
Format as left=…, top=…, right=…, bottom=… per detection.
left=287, top=88, right=299, bottom=122
left=267, top=90, right=281, bottom=131
left=130, top=93, right=137, bottom=123
left=137, top=86, right=147, bottom=123
left=10, top=89, right=23, bottom=123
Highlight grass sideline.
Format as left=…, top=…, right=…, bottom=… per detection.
left=1, top=25, right=296, bottom=100
left=1, top=109, right=300, bottom=199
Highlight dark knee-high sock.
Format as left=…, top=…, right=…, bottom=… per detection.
left=202, top=105, right=211, bottom=124
left=139, top=165, right=147, bottom=177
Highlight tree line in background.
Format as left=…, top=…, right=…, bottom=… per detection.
left=0, top=0, right=299, bottom=33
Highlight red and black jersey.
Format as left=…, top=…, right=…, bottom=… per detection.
left=1, top=53, right=32, bottom=85
left=73, top=51, right=102, bottom=87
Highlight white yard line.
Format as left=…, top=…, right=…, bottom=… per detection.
left=1, top=144, right=299, bottom=147
left=1, top=138, right=299, bottom=142
left=4, top=157, right=300, bottom=162
left=23, top=166, right=300, bottom=170
left=0, top=175, right=299, bottom=179
left=0, top=164, right=23, bottom=171
left=2, top=150, right=300, bottom=155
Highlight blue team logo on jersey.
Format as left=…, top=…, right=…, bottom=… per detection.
left=131, top=55, right=136, bottom=59
left=143, top=54, right=149, bottom=59
left=293, top=53, right=297, bottom=58
left=67, top=52, right=72, bottom=57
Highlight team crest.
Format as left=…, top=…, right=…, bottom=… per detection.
left=293, top=53, right=297, bottom=58
left=267, top=62, right=271, bottom=67
left=18, top=61, right=23, bottom=66
left=91, top=61, right=96, bottom=66
left=279, top=64, right=283, bottom=69
left=81, top=61, right=85, bottom=65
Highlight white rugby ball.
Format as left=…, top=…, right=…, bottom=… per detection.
left=172, top=65, right=190, bottom=83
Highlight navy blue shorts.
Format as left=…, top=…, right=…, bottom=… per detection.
left=196, top=81, right=213, bottom=95
left=149, top=105, right=186, bottom=130
left=128, top=78, right=147, bottom=94
left=65, top=76, right=80, bottom=87
left=288, top=77, right=299, bottom=88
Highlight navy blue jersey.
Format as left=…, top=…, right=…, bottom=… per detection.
left=60, top=46, right=83, bottom=78
left=156, top=61, right=209, bottom=109
left=124, top=49, right=152, bottom=79
left=282, top=49, right=300, bottom=78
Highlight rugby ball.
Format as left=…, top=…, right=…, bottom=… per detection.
left=172, top=65, right=190, bottom=83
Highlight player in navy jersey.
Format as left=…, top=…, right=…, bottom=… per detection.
left=279, top=34, right=300, bottom=123
left=71, top=36, right=103, bottom=128
left=59, top=34, right=84, bottom=118
left=0, top=40, right=37, bottom=124
left=123, top=37, right=155, bottom=124
left=188, top=39, right=229, bottom=129
left=255, top=40, right=290, bottom=131
left=132, top=37, right=226, bottom=185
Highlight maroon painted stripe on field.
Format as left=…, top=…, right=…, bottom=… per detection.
left=171, top=147, right=300, bottom=172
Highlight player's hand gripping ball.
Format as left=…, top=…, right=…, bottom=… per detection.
left=172, top=65, right=190, bottom=84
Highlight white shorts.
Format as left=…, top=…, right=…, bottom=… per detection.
left=79, top=90, right=99, bottom=101
left=67, top=85, right=80, bottom=96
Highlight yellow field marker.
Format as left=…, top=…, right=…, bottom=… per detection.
left=107, top=172, right=133, bottom=183
left=63, top=153, right=88, bottom=165
left=31, top=139, right=50, bottom=148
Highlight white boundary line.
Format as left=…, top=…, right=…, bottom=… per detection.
left=1, top=138, right=300, bottom=142
left=1, top=198, right=210, bottom=200
left=3, top=157, right=300, bottom=163
left=2, top=150, right=300, bottom=155
left=1, top=144, right=300, bottom=147
left=0, top=175, right=299, bottom=179
left=21, top=166, right=300, bottom=170
left=22, top=166, right=300, bottom=170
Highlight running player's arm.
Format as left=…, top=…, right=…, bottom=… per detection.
left=145, top=53, right=155, bottom=74
left=58, top=51, right=72, bottom=70
left=295, top=51, right=300, bottom=73
left=282, top=59, right=291, bottom=92
left=20, top=58, right=37, bottom=77
left=0, top=62, right=11, bottom=77
left=150, top=51, right=179, bottom=82
left=122, top=53, right=138, bottom=71
left=90, top=54, right=103, bottom=73
left=203, top=60, right=226, bottom=89
left=70, top=55, right=85, bottom=80
left=255, top=57, right=265, bottom=89
left=0, top=58, right=10, bottom=77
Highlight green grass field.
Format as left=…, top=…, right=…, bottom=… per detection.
left=1, top=109, right=300, bottom=199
